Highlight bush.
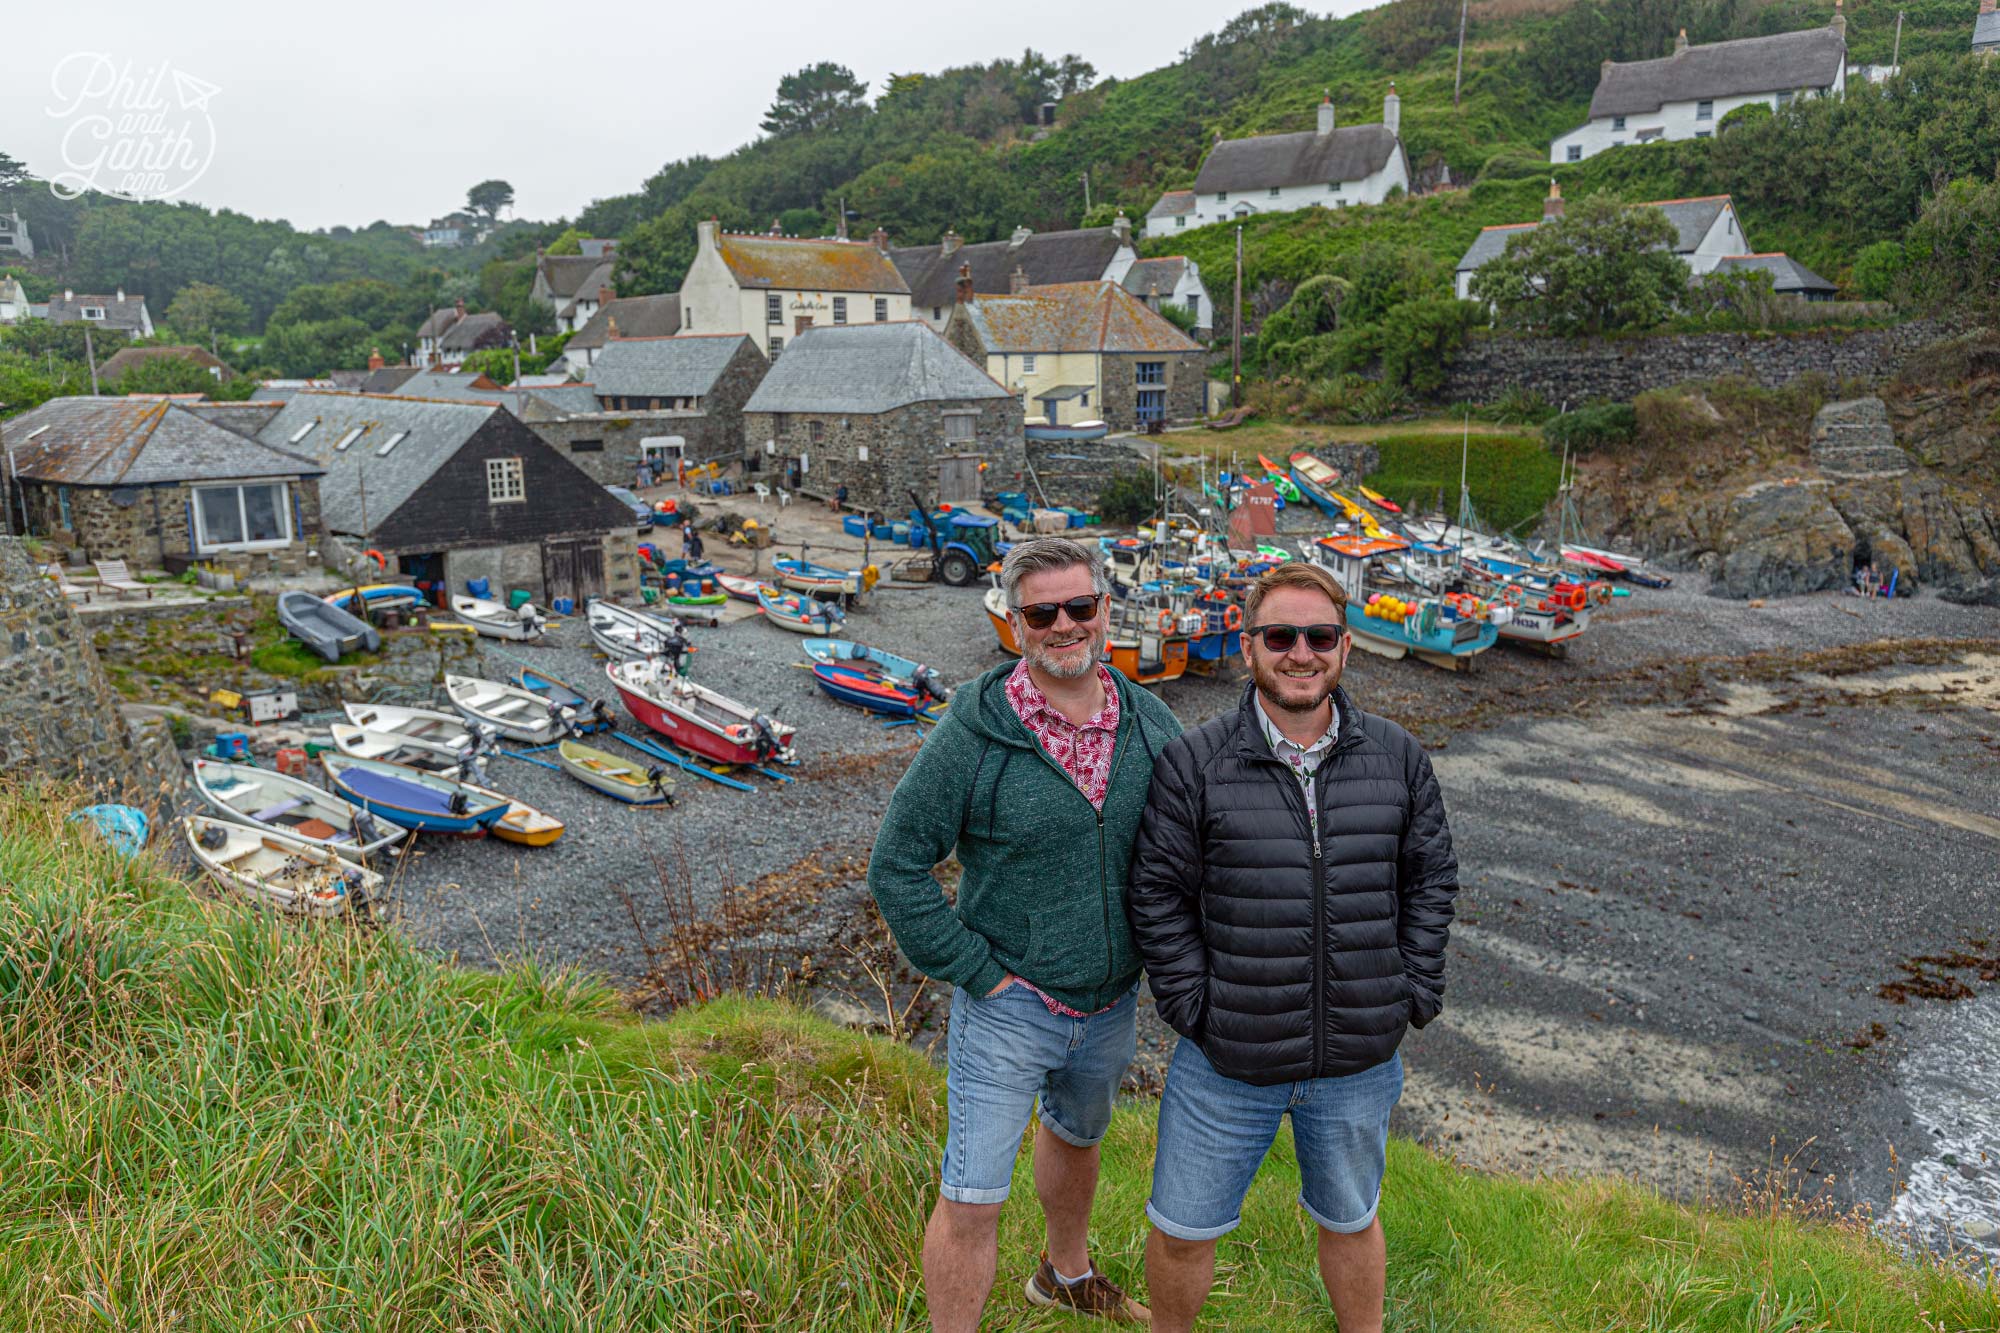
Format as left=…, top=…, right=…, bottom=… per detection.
left=1849, top=239, right=1906, bottom=303
left=1094, top=470, right=1160, bottom=524
left=1543, top=401, right=1638, bottom=454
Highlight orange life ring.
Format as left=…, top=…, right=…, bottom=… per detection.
left=1222, top=604, right=1243, bottom=630
left=364, top=548, right=386, bottom=571
left=1156, top=609, right=1176, bottom=633
left=1500, top=585, right=1524, bottom=607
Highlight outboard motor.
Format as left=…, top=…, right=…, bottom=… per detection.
left=447, top=791, right=470, bottom=816
left=645, top=764, right=673, bottom=805
left=750, top=713, right=782, bottom=762
left=352, top=810, right=384, bottom=846
left=198, top=823, right=229, bottom=851
left=913, top=665, right=947, bottom=703
left=591, top=699, right=614, bottom=731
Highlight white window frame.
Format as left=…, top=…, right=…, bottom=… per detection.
left=874, top=297, right=888, bottom=321
left=1612, top=115, right=1626, bottom=131
left=765, top=293, right=782, bottom=324
left=1697, top=100, right=1714, bottom=120
left=333, top=427, right=362, bottom=451
left=1021, top=353, right=1037, bottom=374
left=82, top=306, right=106, bottom=320
left=832, top=296, right=847, bottom=324
left=1268, top=186, right=1282, bottom=198
left=486, top=457, right=525, bottom=505
left=375, top=430, right=407, bottom=458
left=1175, top=215, right=1186, bottom=228
left=768, top=335, right=784, bottom=357
left=1566, top=145, right=1582, bottom=162
left=193, top=481, right=293, bottom=554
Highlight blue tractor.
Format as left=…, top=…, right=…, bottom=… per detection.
left=907, top=490, right=1001, bottom=587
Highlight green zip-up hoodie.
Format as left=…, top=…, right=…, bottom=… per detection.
left=867, top=661, right=1183, bottom=1013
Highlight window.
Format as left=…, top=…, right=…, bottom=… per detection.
left=943, top=415, right=974, bottom=443
left=1136, top=361, right=1164, bottom=385
left=1175, top=216, right=1186, bottom=228
left=1186, top=296, right=1201, bottom=321
left=1269, top=186, right=1282, bottom=198
left=1697, top=100, right=1714, bottom=120
left=571, top=438, right=603, bottom=453
left=768, top=335, right=784, bottom=358
left=1216, top=192, right=1227, bottom=202
left=58, top=486, right=73, bottom=531
left=1694, top=130, right=1712, bottom=139
left=874, top=297, right=887, bottom=322
left=375, top=430, right=407, bottom=457
left=1776, top=90, right=1794, bottom=109
left=194, top=483, right=291, bottom=551
left=1079, top=391, right=1089, bottom=407
left=333, top=427, right=361, bottom=451
left=832, top=296, right=847, bottom=324
left=1329, top=181, right=1343, bottom=194
left=486, top=457, right=525, bottom=504
left=808, top=419, right=825, bottom=444
left=1612, top=115, right=1626, bottom=131
left=82, top=307, right=105, bottom=320
left=1021, top=354, right=1037, bottom=374
left=1136, top=390, right=1166, bottom=424
left=1611, top=141, right=1624, bottom=148
left=932, top=306, right=942, bottom=320
left=765, top=294, right=782, bottom=324
left=288, top=421, right=318, bottom=445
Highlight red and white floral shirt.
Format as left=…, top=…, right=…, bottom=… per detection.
left=1002, top=657, right=1123, bottom=1018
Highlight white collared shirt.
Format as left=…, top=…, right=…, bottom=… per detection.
left=1254, top=692, right=1340, bottom=843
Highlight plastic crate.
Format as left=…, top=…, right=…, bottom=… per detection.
left=842, top=515, right=869, bottom=538
left=212, top=732, right=250, bottom=760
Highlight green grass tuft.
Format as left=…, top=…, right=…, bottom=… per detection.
left=1364, top=431, right=1563, bottom=533
left=1, top=786, right=1992, bottom=1329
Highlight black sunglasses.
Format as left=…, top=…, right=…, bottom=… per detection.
left=1012, top=595, right=1104, bottom=630
left=1246, top=622, right=1346, bottom=653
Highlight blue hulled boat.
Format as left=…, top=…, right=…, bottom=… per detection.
left=320, top=754, right=512, bottom=834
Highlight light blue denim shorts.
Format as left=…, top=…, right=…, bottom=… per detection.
left=938, top=980, right=1140, bottom=1205
left=1148, top=1038, right=1403, bottom=1240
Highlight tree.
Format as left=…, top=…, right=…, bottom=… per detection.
left=1470, top=196, right=1687, bottom=337
left=1848, top=240, right=1905, bottom=302
left=467, top=180, right=515, bottom=223
left=164, top=283, right=249, bottom=345
left=1899, top=174, right=2000, bottom=322
left=110, top=354, right=235, bottom=396
left=0, top=151, right=27, bottom=195
left=760, top=63, right=869, bottom=137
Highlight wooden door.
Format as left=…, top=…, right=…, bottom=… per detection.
left=794, top=315, right=813, bottom=337
left=542, top=540, right=577, bottom=604
left=574, top=541, right=606, bottom=600
left=937, top=455, right=980, bottom=504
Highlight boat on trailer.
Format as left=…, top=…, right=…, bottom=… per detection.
left=190, top=758, right=405, bottom=858
left=607, top=658, right=797, bottom=767
left=182, top=814, right=383, bottom=919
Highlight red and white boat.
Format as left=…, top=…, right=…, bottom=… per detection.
left=606, top=659, right=796, bottom=767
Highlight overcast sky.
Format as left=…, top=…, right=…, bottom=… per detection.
left=2, top=0, right=1384, bottom=233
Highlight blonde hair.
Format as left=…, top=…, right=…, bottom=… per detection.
left=1244, top=561, right=1347, bottom=627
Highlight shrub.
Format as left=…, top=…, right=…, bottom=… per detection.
left=1094, top=470, right=1159, bottom=524
left=1543, top=401, right=1638, bottom=454
left=1849, top=239, right=1906, bottom=303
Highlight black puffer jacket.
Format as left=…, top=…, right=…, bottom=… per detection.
left=1127, top=684, right=1458, bottom=1086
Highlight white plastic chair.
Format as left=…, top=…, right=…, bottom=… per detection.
left=752, top=483, right=771, bottom=505
left=776, top=488, right=792, bottom=508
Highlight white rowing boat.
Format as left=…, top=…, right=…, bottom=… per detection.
left=190, top=758, right=405, bottom=858
left=444, top=672, right=573, bottom=744
left=182, top=814, right=383, bottom=919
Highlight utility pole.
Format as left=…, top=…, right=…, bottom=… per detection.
left=1081, top=172, right=1091, bottom=214
left=84, top=323, right=99, bottom=395
left=510, top=333, right=521, bottom=387
left=1453, top=0, right=1469, bottom=109
left=0, top=404, right=12, bottom=538
left=1231, top=225, right=1244, bottom=409
left=1892, top=10, right=1904, bottom=69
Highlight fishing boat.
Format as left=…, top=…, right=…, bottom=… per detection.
left=799, top=638, right=951, bottom=704
left=444, top=673, right=574, bottom=744
left=1357, top=485, right=1402, bottom=514
left=328, top=723, right=468, bottom=778
left=1307, top=532, right=1500, bottom=670
left=325, top=584, right=425, bottom=614
left=278, top=590, right=381, bottom=663
left=802, top=641, right=951, bottom=718
left=715, top=572, right=764, bottom=604
left=1283, top=453, right=1345, bottom=519
left=982, top=583, right=1194, bottom=687
left=458, top=779, right=565, bottom=846
left=343, top=702, right=475, bottom=764
left=182, top=814, right=383, bottom=919
left=70, top=804, right=148, bottom=858
left=320, top=754, right=512, bottom=835
left=555, top=739, right=676, bottom=805
left=607, top=658, right=797, bottom=766
left=1255, top=455, right=1304, bottom=504
left=451, top=594, right=543, bottom=642
left=587, top=599, right=690, bottom=662
left=757, top=583, right=846, bottom=635
left=514, top=667, right=613, bottom=732
left=1480, top=579, right=1591, bottom=657
left=772, top=557, right=878, bottom=599
left=191, top=758, right=405, bottom=857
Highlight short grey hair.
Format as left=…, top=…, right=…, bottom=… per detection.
left=1000, top=535, right=1110, bottom=606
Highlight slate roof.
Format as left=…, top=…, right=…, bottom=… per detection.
left=1589, top=26, right=1846, bottom=118
left=438, top=311, right=509, bottom=352
left=1122, top=257, right=1189, bottom=298
left=1976, top=10, right=2000, bottom=49
left=7, top=397, right=321, bottom=486
left=567, top=294, right=682, bottom=351
left=1192, top=124, right=1402, bottom=194
left=889, top=227, right=1128, bottom=309
left=537, top=254, right=607, bottom=300
left=1146, top=190, right=1197, bottom=220
left=360, top=365, right=424, bottom=394
left=1714, top=252, right=1836, bottom=293
left=182, top=401, right=284, bottom=435
left=590, top=335, right=755, bottom=400
left=252, top=392, right=496, bottom=536
left=371, top=370, right=506, bottom=402
left=715, top=234, right=909, bottom=294
left=515, top=385, right=605, bottom=416
left=1454, top=195, right=1736, bottom=271
left=742, top=322, right=1010, bottom=415
left=44, top=292, right=150, bottom=333
left=952, top=282, right=1204, bottom=355
left=96, top=345, right=237, bottom=383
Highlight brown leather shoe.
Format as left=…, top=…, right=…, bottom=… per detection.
left=1023, top=1252, right=1149, bottom=1322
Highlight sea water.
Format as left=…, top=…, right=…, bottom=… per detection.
left=1885, top=992, right=2000, bottom=1272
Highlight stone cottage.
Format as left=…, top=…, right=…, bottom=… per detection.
left=944, top=277, right=1208, bottom=431
left=252, top=392, right=640, bottom=606
left=4, top=397, right=324, bottom=574
left=740, top=321, right=1023, bottom=511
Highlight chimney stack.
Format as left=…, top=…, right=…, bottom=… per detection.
left=1317, top=92, right=1335, bottom=136
left=769, top=218, right=783, bottom=236
left=1675, top=27, right=1689, bottom=53
left=1383, top=82, right=1401, bottom=139
left=697, top=217, right=719, bottom=252
left=1009, top=265, right=1030, bottom=295
left=954, top=263, right=974, bottom=306
left=454, top=297, right=466, bottom=318
left=1010, top=225, right=1033, bottom=246
left=1544, top=180, right=1565, bottom=220
left=1982, top=0, right=1996, bottom=13
left=1830, top=0, right=1846, bottom=38
left=1110, top=211, right=1131, bottom=246
left=871, top=225, right=890, bottom=253
left=601, top=285, right=614, bottom=304
left=941, top=228, right=963, bottom=256
left=116, top=287, right=125, bottom=303
left=367, top=348, right=385, bottom=370
left=64, top=288, right=73, bottom=301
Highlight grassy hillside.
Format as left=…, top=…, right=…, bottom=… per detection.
left=3, top=788, right=1994, bottom=1329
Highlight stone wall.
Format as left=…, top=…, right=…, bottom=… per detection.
left=523, top=410, right=736, bottom=486
left=744, top=396, right=1026, bottom=514
left=0, top=535, right=180, bottom=807
left=1024, top=436, right=1155, bottom=509
left=1098, top=350, right=1209, bottom=432
left=24, top=477, right=325, bottom=575
left=1438, top=321, right=1953, bottom=406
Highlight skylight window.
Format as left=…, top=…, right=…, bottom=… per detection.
left=289, top=421, right=318, bottom=444
left=375, top=430, right=408, bottom=457
left=333, top=428, right=363, bottom=452
left=25, top=424, right=49, bottom=440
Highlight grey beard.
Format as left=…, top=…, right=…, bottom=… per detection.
left=1026, top=635, right=1105, bottom=680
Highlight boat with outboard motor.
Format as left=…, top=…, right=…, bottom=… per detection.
left=607, top=658, right=797, bottom=767
left=183, top=814, right=383, bottom=919
left=191, top=757, right=406, bottom=858
left=320, top=753, right=513, bottom=835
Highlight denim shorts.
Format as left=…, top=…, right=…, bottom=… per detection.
left=938, top=980, right=1140, bottom=1205
left=1147, top=1039, right=1403, bottom=1241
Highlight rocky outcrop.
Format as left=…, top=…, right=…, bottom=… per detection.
left=1829, top=471, right=2000, bottom=604
left=1810, top=398, right=1909, bottom=478
left=1712, top=482, right=1855, bottom=598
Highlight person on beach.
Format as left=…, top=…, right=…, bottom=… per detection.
left=868, top=536, right=1181, bottom=1330
left=681, top=522, right=704, bottom=562
left=1127, top=561, right=1459, bottom=1333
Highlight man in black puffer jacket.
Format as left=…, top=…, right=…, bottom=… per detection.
left=1127, top=561, right=1458, bottom=1333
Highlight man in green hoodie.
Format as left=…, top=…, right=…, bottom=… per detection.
left=869, top=536, right=1182, bottom=1330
